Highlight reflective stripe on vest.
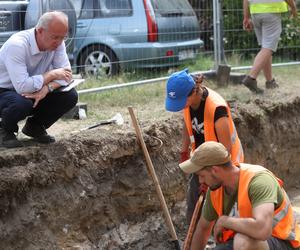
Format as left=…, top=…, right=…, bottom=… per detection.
left=249, top=1, right=288, bottom=13
left=210, top=164, right=300, bottom=247
left=272, top=192, right=289, bottom=228
left=183, top=88, right=244, bottom=164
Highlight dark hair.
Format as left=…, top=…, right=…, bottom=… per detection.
left=188, top=87, right=195, bottom=97
left=220, top=161, right=232, bottom=168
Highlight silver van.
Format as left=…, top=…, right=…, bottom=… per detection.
left=71, top=0, right=204, bottom=76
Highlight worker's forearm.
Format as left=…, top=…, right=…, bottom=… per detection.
left=43, top=71, right=56, bottom=85
left=219, top=216, right=271, bottom=240
left=191, top=218, right=213, bottom=250
left=181, top=124, right=190, bottom=152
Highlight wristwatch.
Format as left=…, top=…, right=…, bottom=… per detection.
left=47, top=83, right=54, bottom=93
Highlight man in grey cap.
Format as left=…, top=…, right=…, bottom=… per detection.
left=180, top=141, right=300, bottom=250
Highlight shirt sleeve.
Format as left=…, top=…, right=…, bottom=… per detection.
left=248, top=172, right=283, bottom=209
left=214, top=106, right=228, bottom=122
left=51, top=42, right=71, bottom=87
left=202, top=190, right=219, bottom=221
left=4, top=43, right=43, bottom=94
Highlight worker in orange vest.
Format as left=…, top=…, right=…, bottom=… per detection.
left=180, top=141, right=300, bottom=250
left=165, top=69, right=244, bottom=223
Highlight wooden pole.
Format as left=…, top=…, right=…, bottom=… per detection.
left=128, top=107, right=181, bottom=250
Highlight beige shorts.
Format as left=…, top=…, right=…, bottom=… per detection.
left=251, top=13, right=282, bottom=52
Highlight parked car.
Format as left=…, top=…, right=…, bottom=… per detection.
left=0, top=0, right=77, bottom=61
left=71, top=0, right=204, bottom=77
left=0, top=0, right=203, bottom=78
left=0, top=0, right=29, bottom=48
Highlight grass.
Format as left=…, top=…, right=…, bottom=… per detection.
left=49, top=56, right=300, bottom=137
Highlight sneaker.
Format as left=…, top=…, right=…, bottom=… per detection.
left=22, top=121, right=55, bottom=144
left=266, top=79, right=279, bottom=89
left=0, top=128, right=22, bottom=148
left=242, top=75, right=264, bottom=94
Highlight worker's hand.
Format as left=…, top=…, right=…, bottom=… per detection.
left=22, top=85, right=48, bottom=108
left=243, top=18, right=253, bottom=32
left=51, top=68, right=72, bottom=82
left=213, top=215, right=228, bottom=244
left=180, top=151, right=189, bottom=163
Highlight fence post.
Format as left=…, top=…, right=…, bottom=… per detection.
left=213, top=0, right=225, bottom=69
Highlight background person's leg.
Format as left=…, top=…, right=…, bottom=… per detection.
left=249, top=48, right=273, bottom=79
left=263, top=54, right=273, bottom=82
left=186, top=173, right=200, bottom=224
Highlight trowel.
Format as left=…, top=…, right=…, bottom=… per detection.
left=72, top=113, right=124, bottom=133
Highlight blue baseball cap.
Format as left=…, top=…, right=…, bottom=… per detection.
left=165, top=69, right=195, bottom=112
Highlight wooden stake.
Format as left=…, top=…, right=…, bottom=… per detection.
left=128, top=106, right=181, bottom=250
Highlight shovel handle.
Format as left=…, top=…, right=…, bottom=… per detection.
left=128, top=107, right=180, bottom=247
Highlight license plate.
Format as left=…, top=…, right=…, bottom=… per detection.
left=0, top=12, right=12, bottom=32
left=178, top=50, right=195, bottom=61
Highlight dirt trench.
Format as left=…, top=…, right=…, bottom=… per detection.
left=0, top=96, right=300, bottom=250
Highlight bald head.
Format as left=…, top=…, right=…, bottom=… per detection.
left=35, top=11, right=69, bottom=51
left=36, top=11, right=68, bottom=30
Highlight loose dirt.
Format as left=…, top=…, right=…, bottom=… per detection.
left=0, top=81, right=300, bottom=250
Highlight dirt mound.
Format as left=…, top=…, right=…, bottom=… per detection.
left=0, top=96, right=300, bottom=249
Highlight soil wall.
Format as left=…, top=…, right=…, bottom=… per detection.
left=0, top=96, right=299, bottom=249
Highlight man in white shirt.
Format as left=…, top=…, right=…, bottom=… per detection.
left=0, top=11, right=78, bottom=148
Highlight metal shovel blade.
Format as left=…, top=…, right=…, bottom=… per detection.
left=108, top=113, right=124, bottom=125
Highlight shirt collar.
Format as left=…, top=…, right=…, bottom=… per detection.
left=29, top=28, right=42, bottom=55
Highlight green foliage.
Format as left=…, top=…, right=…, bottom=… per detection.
left=222, top=0, right=300, bottom=60
left=279, top=14, right=300, bottom=60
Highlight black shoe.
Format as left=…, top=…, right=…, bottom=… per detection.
left=242, top=75, right=264, bottom=94
left=0, top=128, right=22, bottom=148
left=22, top=121, right=55, bottom=144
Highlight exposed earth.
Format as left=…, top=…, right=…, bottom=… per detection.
left=0, top=79, right=300, bottom=250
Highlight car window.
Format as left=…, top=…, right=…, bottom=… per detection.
left=97, top=0, right=132, bottom=17
left=71, top=0, right=94, bottom=19
left=71, top=0, right=83, bottom=18
left=150, top=0, right=194, bottom=17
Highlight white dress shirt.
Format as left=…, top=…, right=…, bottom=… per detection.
left=0, top=28, right=71, bottom=94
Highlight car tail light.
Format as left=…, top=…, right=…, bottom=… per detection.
left=166, top=50, right=174, bottom=57
left=143, top=0, right=158, bottom=42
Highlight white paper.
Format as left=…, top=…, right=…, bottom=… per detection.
left=59, top=79, right=85, bottom=92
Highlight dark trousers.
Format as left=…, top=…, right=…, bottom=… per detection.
left=0, top=88, right=78, bottom=133
left=186, top=173, right=200, bottom=224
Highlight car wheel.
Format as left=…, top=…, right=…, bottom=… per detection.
left=79, top=45, right=119, bottom=77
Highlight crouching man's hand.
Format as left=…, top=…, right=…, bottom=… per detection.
left=22, top=85, right=49, bottom=108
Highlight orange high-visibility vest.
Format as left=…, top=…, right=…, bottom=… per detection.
left=183, top=87, right=244, bottom=164
left=210, top=163, right=300, bottom=247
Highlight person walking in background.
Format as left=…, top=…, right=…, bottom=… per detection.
left=242, top=0, right=298, bottom=94
left=0, top=11, right=78, bottom=148
left=179, top=141, right=300, bottom=250
left=165, top=69, right=244, bottom=224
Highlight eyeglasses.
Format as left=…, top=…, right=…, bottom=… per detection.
left=49, top=34, right=69, bottom=42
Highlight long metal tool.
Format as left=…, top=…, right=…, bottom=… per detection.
left=71, top=113, right=124, bottom=134
left=128, top=106, right=181, bottom=250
